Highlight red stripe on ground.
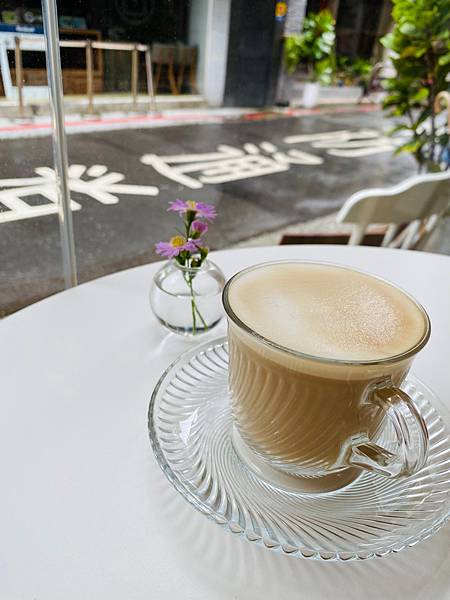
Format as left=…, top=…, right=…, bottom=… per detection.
left=0, top=104, right=380, bottom=134
left=0, top=112, right=223, bottom=133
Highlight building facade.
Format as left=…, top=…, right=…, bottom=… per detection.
left=0, top=0, right=393, bottom=107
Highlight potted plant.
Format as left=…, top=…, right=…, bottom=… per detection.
left=330, top=56, right=374, bottom=103
left=335, top=57, right=373, bottom=87
left=284, top=10, right=335, bottom=108
left=381, top=0, right=450, bottom=171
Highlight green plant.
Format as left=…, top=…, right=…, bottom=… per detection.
left=284, top=10, right=336, bottom=85
left=381, top=0, right=450, bottom=171
left=336, top=57, right=373, bottom=86
left=352, top=58, right=373, bottom=83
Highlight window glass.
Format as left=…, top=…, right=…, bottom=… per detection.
left=1, top=0, right=447, bottom=315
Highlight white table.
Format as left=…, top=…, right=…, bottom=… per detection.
left=1, top=245, right=450, bottom=600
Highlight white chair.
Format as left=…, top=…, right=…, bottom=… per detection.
left=336, top=171, right=450, bottom=249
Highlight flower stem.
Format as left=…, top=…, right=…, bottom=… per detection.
left=187, top=274, right=197, bottom=334
left=195, top=303, right=208, bottom=329
left=186, top=270, right=208, bottom=334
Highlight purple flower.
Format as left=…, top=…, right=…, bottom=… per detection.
left=155, top=240, right=182, bottom=259
left=168, top=199, right=217, bottom=221
left=195, top=202, right=217, bottom=221
left=155, top=236, right=202, bottom=259
left=183, top=239, right=201, bottom=252
left=167, top=199, right=190, bottom=215
left=191, top=220, right=208, bottom=235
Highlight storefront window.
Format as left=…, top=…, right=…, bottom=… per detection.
left=0, top=0, right=448, bottom=315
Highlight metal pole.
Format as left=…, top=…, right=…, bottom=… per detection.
left=41, top=0, right=77, bottom=287
left=86, top=40, right=94, bottom=114
left=14, top=37, right=24, bottom=116
left=145, top=48, right=157, bottom=112
left=131, top=44, right=139, bottom=108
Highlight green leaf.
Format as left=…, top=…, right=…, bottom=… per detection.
left=322, top=32, right=335, bottom=44
left=382, top=93, right=403, bottom=107
left=438, top=133, right=449, bottom=147
left=394, top=140, right=423, bottom=155
left=380, top=32, right=395, bottom=49
left=399, top=22, right=417, bottom=36
left=388, top=124, right=412, bottom=135
left=392, top=105, right=409, bottom=116
left=438, top=53, right=450, bottom=66
left=411, top=88, right=429, bottom=102
left=400, top=46, right=427, bottom=58
left=437, top=30, right=450, bottom=41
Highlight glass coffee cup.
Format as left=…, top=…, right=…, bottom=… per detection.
left=222, top=261, right=430, bottom=492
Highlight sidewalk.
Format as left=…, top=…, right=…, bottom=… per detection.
left=0, top=100, right=381, bottom=139
left=0, top=92, right=207, bottom=119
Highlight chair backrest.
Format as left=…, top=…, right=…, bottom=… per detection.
left=336, top=170, right=450, bottom=249
left=151, top=44, right=176, bottom=64
left=175, top=45, right=197, bottom=66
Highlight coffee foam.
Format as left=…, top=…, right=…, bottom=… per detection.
left=227, top=263, right=427, bottom=362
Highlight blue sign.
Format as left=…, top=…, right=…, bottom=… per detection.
left=0, top=24, right=44, bottom=34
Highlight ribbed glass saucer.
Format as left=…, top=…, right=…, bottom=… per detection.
left=148, top=337, right=450, bottom=561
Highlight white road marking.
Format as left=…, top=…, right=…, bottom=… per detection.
left=141, top=141, right=324, bottom=189
left=327, top=145, right=396, bottom=157
left=0, top=164, right=159, bottom=224
left=87, top=164, right=108, bottom=177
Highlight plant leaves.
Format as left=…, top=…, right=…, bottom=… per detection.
left=394, top=140, right=423, bottom=155
left=400, top=46, right=427, bottom=58
left=380, top=0, right=450, bottom=166
left=411, top=88, right=429, bottom=102
left=380, top=33, right=395, bottom=49
left=399, top=22, right=417, bottom=36
left=438, top=53, right=450, bottom=66
left=388, top=124, right=412, bottom=135
left=283, top=10, right=335, bottom=77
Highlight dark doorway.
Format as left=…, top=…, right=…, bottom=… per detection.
left=224, top=0, right=284, bottom=107
left=335, top=0, right=383, bottom=58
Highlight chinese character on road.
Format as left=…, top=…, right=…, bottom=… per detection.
left=141, top=142, right=323, bottom=189
left=0, top=164, right=159, bottom=224
left=283, top=129, right=397, bottom=157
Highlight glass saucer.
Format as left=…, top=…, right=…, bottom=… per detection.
left=148, top=337, right=450, bottom=562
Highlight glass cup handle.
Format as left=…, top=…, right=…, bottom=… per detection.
left=348, top=381, right=429, bottom=478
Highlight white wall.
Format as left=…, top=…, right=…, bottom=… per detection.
left=189, top=0, right=231, bottom=106
left=188, top=0, right=209, bottom=93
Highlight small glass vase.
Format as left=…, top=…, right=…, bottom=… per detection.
left=150, top=259, right=226, bottom=337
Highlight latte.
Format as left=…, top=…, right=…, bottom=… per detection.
left=227, top=262, right=427, bottom=362
left=223, top=262, right=430, bottom=484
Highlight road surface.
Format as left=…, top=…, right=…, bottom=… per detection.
left=0, top=108, right=416, bottom=313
